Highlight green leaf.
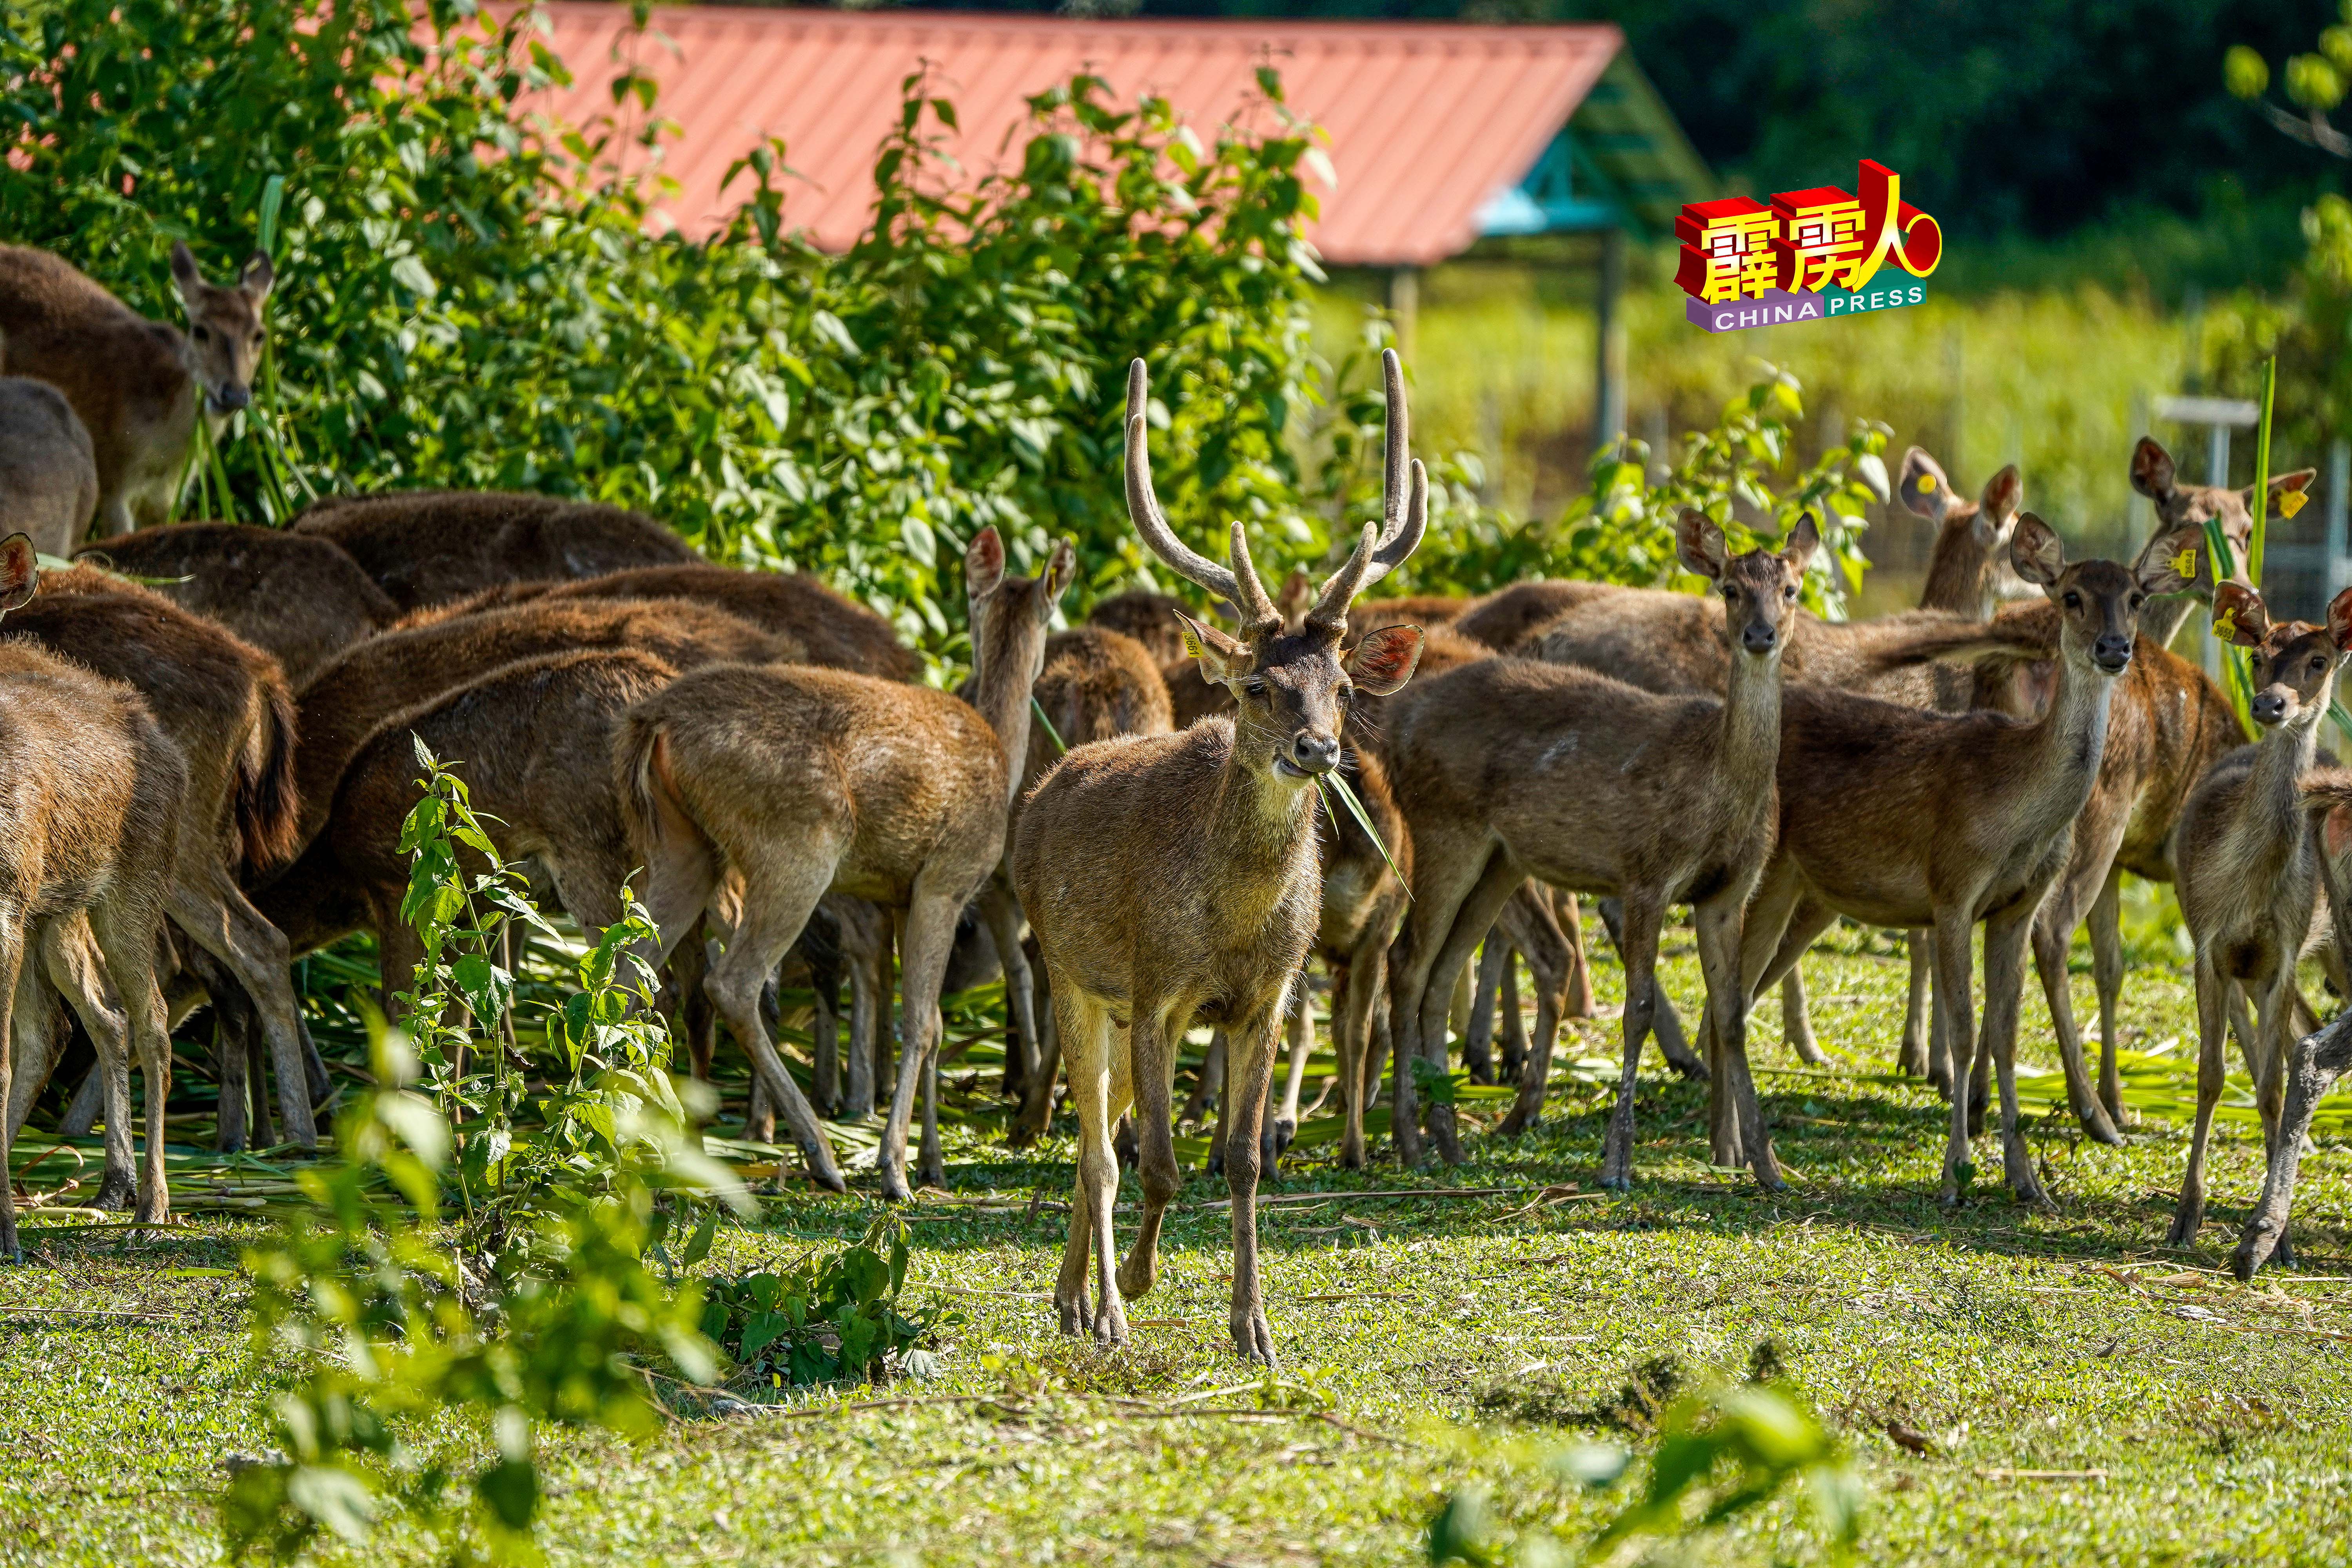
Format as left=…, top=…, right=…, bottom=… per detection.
left=475, top=1457, right=539, bottom=1532
left=682, top=1207, right=718, bottom=1267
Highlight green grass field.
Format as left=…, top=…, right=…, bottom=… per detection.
left=7, top=929, right=2350, bottom=1567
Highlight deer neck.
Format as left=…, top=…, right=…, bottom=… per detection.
left=2243, top=701, right=2330, bottom=855
left=1916, top=526, right=1993, bottom=618
left=2017, top=643, right=2119, bottom=824
left=1716, top=641, right=1785, bottom=803
left=968, top=637, right=1040, bottom=808
left=2140, top=594, right=2197, bottom=650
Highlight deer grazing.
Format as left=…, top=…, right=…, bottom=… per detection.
left=78, top=522, right=400, bottom=684
left=1724, top=518, right=2184, bottom=1205
left=0, top=378, right=97, bottom=557
left=0, top=243, right=272, bottom=537
left=291, top=491, right=699, bottom=610
left=2165, top=584, right=2352, bottom=1258
left=0, top=535, right=186, bottom=1256
left=1012, top=353, right=1424, bottom=1361
left=619, top=527, right=1073, bottom=1199
left=1385, top=511, right=1808, bottom=1186
left=2232, top=769, right=2352, bottom=1279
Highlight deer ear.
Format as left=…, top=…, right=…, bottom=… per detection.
left=1675, top=510, right=1728, bottom=581
left=1037, top=538, right=1077, bottom=616
left=1780, top=514, right=1821, bottom=576
left=169, top=241, right=203, bottom=304
left=2328, top=586, right=2352, bottom=653
left=1976, top=465, right=2021, bottom=540
left=1897, top=447, right=1951, bottom=519
left=2257, top=468, right=2320, bottom=521
left=241, top=249, right=274, bottom=304
left=2212, top=582, right=2269, bottom=648
left=0, top=532, right=37, bottom=613
left=965, top=526, right=1005, bottom=603
left=2011, top=513, right=2065, bottom=587
left=1174, top=608, right=1247, bottom=684
left=1345, top=623, right=1423, bottom=696
left=2132, top=525, right=2202, bottom=597
left=2130, top=437, right=2176, bottom=501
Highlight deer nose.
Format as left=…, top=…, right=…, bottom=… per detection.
left=211, top=382, right=250, bottom=413
left=1291, top=733, right=1341, bottom=775
left=2092, top=633, right=2132, bottom=672
left=2252, top=689, right=2290, bottom=726
left=1741, top=622, right=1779, bottom=655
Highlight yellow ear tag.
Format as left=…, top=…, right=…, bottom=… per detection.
left=2280, top=489, right=2311, bottom=519
left=2170, top=546, right=2198, bottom=579
left=1916, top=474, right=1936, bottom=494
left=2212, top=608, right=2238, bottom=643
left=1182, top=627, right=1205, bottom=660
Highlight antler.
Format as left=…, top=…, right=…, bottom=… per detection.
left=1307, top=348, right=1427, bottom=632
left=1124, top=359, right=1277, bottom=629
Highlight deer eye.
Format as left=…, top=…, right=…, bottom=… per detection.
left=191, top=325, right=209, bottom=343
left=2129, top=593, right=2145, bottom=610
left=2314, top=656, right=2328, bottom=672
left=1719, top=585, right=1736, bottom=601
left=253, top=328, right=266, bottom=344
left=1244, top=678, right=1267, bottom=699
left=2063, top=592, right=2082, bottom=610
left=1782, top=585, right=1797, bottom=601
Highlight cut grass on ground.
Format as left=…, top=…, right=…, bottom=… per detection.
left=5, top=931, right=2351, bottom=1567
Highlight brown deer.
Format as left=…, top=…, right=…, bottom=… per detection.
left=451, top=565, right=918, bottom=682
left=619, top=527, right=1074, bottom=1200
left=78, top=522, right=399, bottom=684
left=0, top=566, right=313, bottom=1154
left=1725, top=518, right=2185, bottom=1206
left=0, top=378, right=97, bottom=556
left=291, top=491, right=698, bottom=610
left=286, top=595, right=798, bottom=857
left=1086, top=590, right=1193, bottom=668
left=2232, top=770, right=2352, bottom=1278
left=1011, top=353, right=1424, bottom=1361
left=2129, top=437, right=2313, bottom=647
left=2164, top=584, right=2352, bottom=1258
left=0, top=534, right=186, bottom=1256
left=0, top=243, right=272, bottom=536
left=1384, top=512, right=1809, bottom=1186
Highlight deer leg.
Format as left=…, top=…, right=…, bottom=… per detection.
left=2170, top=958, right=2232, bottom=1247
left=1010, top=947, right=1059, bottom=1145
left=660, top=920, right=716, bottom=1083
left=1497, top=889, right=1573, bottom=1137
left=2027, top=838, right=2126, bottom=1146
left=2089, top=867, right=2130, bottom=1125
left=209, top=962, right=256, bottom=1154
left=883, top=887, right=964, bottom=1199
left=1721, top=877, right=1826, bottom=1169
left=1223, top=996, right=1284, bottom=1367
left=1464, top=937, right=1506, bottom=1085
left=1898, top=931, right=1933, bottom=1077
left=843, top=932, right=878, bottom=1122
left=1332, top=949, right=1378, bottom=1170
left=1934, top=909, right=1983, bottom=1207
left=79, top=905, right=172, bottom=1227
left=1413, top=856, right=1524, bottom=1168
left=1273, top=975, right=1313, bottom=1156
left=1599, top=891, right=1666, bottom=1192
left=46, top=929, right=135, bottom=1212
left=1387, top=840, right=1503, bottom=1167
left=3, top=969, right=66, bottom=1147
left=1780, top=967, right=1826, bottom=1066
left=1596, top=897, right=1698, bottom=1077
left=2250, top=972, right=2299, bottom=1267
left=1982, top=903, right=2049, bottom=1209
left=2234, top=1009, right=2352, bottom=1278
left=701, top=861, right=845, bottom=1194
left=976, top=877, right=1037, bottom=1103
left=1696, top=891, right=1780, bottom=1191
left=167, top=877, right=317, bottom=1149
left=1050, top=980, right=1113, bottom=1338
left=1559, top=892, right=1595, bottom=1019
left=1499, top=952, right=1530, bottom=1084
left=1183, top=1033, right=1225, bottom=1132
left=0, top=911, right=21, bottom=1262
left=1118, top=1004, right=1186, bottom=1302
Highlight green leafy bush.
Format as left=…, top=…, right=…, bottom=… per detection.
left=699, top=1212, right=949, bottom=1390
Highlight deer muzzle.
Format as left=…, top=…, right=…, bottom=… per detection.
left=2091, top=633, right=2132, bottom=674
left=1281, top=732, right=1341, bottom=778
left=2252, top=688, right=2293, bottom=728
left=209, top=381, right=252, bottom=414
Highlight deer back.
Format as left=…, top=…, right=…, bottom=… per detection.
left=525, top=563, right=915, bottom=681
left=1009, top=627, right=1173, bottom=804
left=79, top=521, right=399, bottom=685
left=0, top=378, right=96, bottom=557
left=291, top=490, right=699, bottom=610
left=1086, top=589, right=1192, bottom=667
left=293, top=595, right=797, bottom=856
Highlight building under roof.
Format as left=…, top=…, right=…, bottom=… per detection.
left=525, top=4, right=1716, bottom=441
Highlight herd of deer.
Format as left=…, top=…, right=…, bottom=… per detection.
left=0, top=241, right=2341, bottom=1367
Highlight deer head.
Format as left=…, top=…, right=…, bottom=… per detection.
left=0, top=532, right=35, bottom=616
left=170, top=242, right=274, bottom=416
left=1126, top=351, right=1425, bottom=780
left=2213, top=582, right=2352, bottom=730
left=2130, top=437, right=2315, bottom=600
left=1677, top=510, right=1818, bottom=659
left=1900, top=448, right=2021, bottom=553
left=966, top=525, right=1076, bottom=689
left=2012, top=512, right=2187, bottom=677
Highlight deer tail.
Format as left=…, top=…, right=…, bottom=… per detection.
left=617, top=707, right=706, bottom=860
left=236, top=668, right=302, bottom=878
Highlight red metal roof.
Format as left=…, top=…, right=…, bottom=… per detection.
left=523, top=5, right=1624, bottom=266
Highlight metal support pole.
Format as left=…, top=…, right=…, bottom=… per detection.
left=1593, top=227, right=1625, bottom=454
left=2208, top=424, right=2231, bottom=488
left=2330, top=438, right=2350, bottom=588
left=1387, top=265, right=1419, bottom=364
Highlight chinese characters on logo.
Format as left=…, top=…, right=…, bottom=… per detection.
left=1676, top=161, right=1942, bottom=333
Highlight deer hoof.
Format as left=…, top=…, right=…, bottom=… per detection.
left=1271, top=1118, right=1296, bottom=1156
left=1230, top=1307, right=1277, bottom=1368
left=1057, top=1292, right=1087, bottom=1338
left=90, top=1173, right=136, bottom=1212
left=2232, top=1216, right=2281, bottom=1281
left=916, top=1161, right=947, bottom=1191
left=2165, top=1204, right=2203, bottom=1249
left=1091, top=1303, right=1129, bottom=1346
